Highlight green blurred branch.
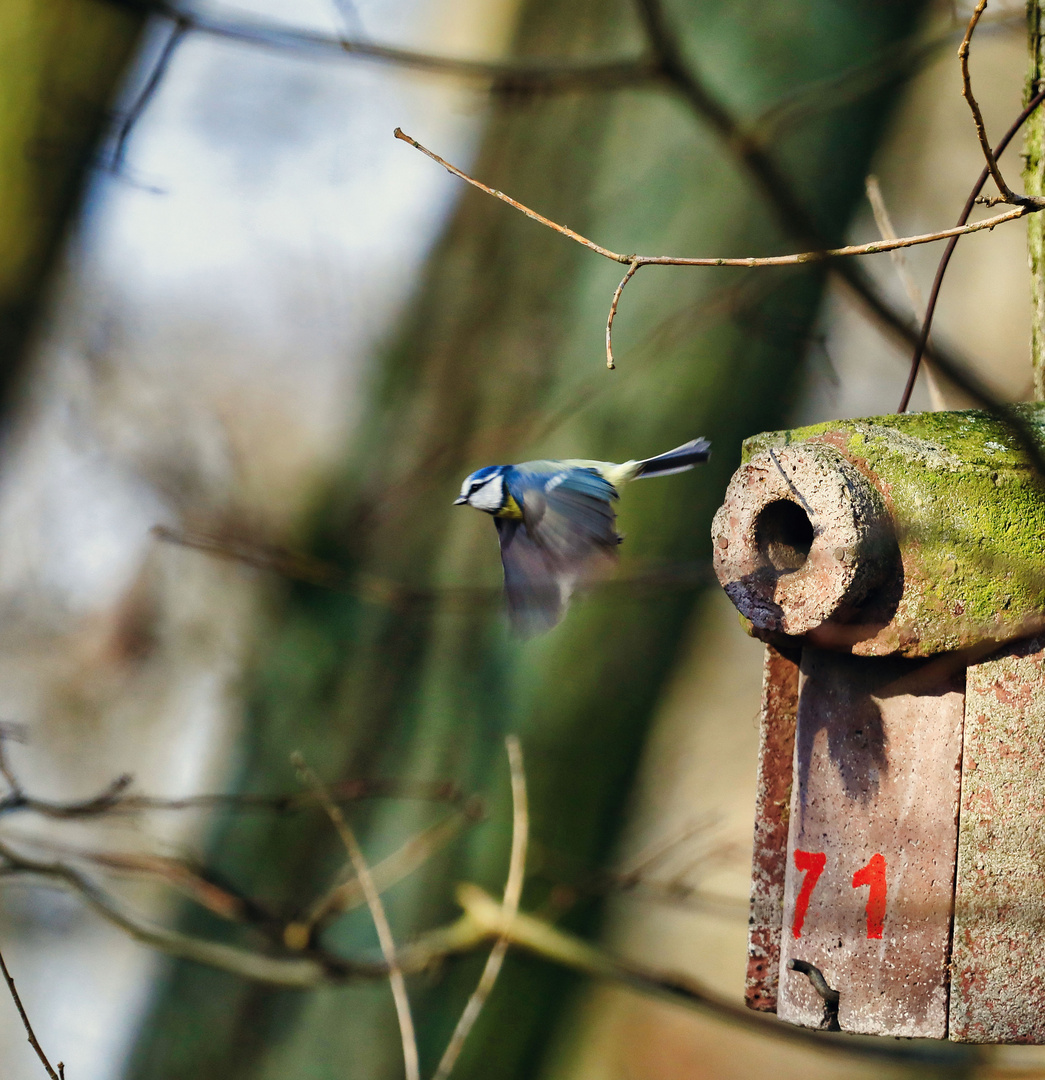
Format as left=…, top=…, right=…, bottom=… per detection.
left=0, top=0, right=145, bottom=409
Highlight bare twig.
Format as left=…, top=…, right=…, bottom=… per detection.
left=0, top=731, right=466, bottom=820
left=394, top=129, right=1033, bottom=269
left=154, top=523, right=712, bottom=603
left=395, top=125, right=1045, bottom=473
left=0, top=946, right=62, bottom=1080
left=110, top=14, right=189, bottom=171
left=958, top=0, right=1041, bottom=207
left=865, top=176, right=925, bottom=315
left=750, top=10, right=1022, bottom=147
left=292, top=753, right=420, bottom=1080
left=0, top=839, right=339, bottom=987
left=285, top=806, right=481, bottom=947
left=606, top=261, right=641, bottom=369
left=433, top=736, right=528, bottom=1080
left=898, top=86, right=1045, bottom=411
left=865, top=176, right=946, bottom=411
left=103, top=0, right=652, bottom=91
left=626, top=0, right=1045, bottom=460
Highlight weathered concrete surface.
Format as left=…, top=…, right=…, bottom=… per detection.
left=726, top=405, right=1045, bottom=658
left=713, top=442, right=894, bottom=636
left=951, top=636, right=1045, bottom=1043
left=745, top=644, right=800, bottom=1012
left=778, top=649, right=964, bottom=1037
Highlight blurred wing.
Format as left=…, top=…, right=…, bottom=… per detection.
left=495, top=470, right=620, bottom=636
left=522, top=469, right=620, bottom=562
left=495, top=519, right=567, bottom=637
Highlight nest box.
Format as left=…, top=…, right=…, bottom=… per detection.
left=711, top=405, right=1045, bottom=1042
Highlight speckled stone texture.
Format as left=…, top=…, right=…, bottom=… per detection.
left=778, top=649, right=964, bottom=1037
left=951, top=637, right=1045, bottom=1043
left=745, top=645, right=800, bottom=1012
left=712, top=442, right=893, bottom=637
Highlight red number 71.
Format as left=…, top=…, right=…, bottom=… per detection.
left=792, top=850, right=887, bottom=940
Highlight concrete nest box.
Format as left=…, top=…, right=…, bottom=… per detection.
left=711, top=405, right=1045, bottom=1042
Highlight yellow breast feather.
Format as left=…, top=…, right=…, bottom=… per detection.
left=495, top=493, right=524, bottom=520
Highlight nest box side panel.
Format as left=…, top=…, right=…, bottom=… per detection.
left=745, top=644, right=800, bottom=1012
left=951, top=636, right=1045, bottom=1043
left=778, top=650, right=964, bottom=1038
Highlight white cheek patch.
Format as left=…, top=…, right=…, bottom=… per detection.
left=470, top=473, right=505, bottom=512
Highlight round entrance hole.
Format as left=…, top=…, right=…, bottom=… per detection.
left=755, top=499, right=814, bottom=572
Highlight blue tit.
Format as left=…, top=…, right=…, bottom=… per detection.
left=454, top=438, right=711, bottom=635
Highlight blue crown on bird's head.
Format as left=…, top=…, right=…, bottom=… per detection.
left=454, top=464, right=509, bottom=509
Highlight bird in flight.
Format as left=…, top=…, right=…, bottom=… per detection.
left=454, top=438, right=711, bottom=635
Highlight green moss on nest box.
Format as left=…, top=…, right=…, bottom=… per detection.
left=731, top=406, right=1045, bottom=657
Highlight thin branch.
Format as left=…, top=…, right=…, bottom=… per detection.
left=285, top=806, right=480, bottom=947
left=865, top=176, right=925, bottom=315
left=0, top=842, right=977, bottom=1064
left=898, top=86, right=1045, bottom=411
left=103, top=0, right=653, bottom=91
left=626, top=0, right=1045, bottom=464
left=155, top=522, right=714, bottom=600
left=110, top=14, right=189, bottom=171
left=958, top=0, right=1040, bottom=207
left=5, top=839, right=262, bottom=926
left=447, top=885, right=961, bottom=1064
left=0, top=733, right=467, bottom=820
left=0, top=947, right=62, bottom=1080
left=394, top=128, right=1033, bottom=269
left=865, top=176, right=946, bottom=411
left=292, top=753, right=420, bottom=1080
left=750, top=9, right=1023, bottom=147
left=0, top=840, right=339, bottom=987
left=394, top=129, right=623, bottom=260
left=606, top=261, right=641, bottom=369
left=396, top=124, right=1045, bottom=473
left=433, top=735, right=529, bottom=1080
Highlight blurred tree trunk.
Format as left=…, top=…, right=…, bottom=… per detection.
left=1028, top=0, right=1045, bottom=401
left=0, top=0, right=143, bottom=413
left=128, top=1, right=925, bottom=1078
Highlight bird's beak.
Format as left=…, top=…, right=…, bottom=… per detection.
left=453, top=495, right=467, bottom=505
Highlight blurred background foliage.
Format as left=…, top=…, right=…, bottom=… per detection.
left=0, top=1, right=1040, bottom=1079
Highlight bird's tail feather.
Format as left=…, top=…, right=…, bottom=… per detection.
left=634, top=437, right=711, bottom=478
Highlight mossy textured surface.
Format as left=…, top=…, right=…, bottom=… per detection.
left=741, top=406, right=1045, bottom=656
left=1026, top=0, right=1045, bottom=401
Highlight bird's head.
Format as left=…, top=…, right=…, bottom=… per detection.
left=454, top=466, right=509, bottom=513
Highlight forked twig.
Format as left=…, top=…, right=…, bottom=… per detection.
left=958, top=0, right=1041, bottom=208
left=394, top=127, right=1031, bottom=273
left=397, top=121, right=1045, bottom=468
left=292, top=753, right=420, bottom=1080
left=432, top=736, right=528, bottom=1080
left=898, top=86, right=1045, bottom=411
left=0, top=947, right=63, bottom=1080
left=606, top=261, right=641, bottom=369
left=285, top=806, right=480, bottom=947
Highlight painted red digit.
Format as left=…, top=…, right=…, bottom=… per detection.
left=852, top=853, right=887, bottom=939
left=791, top=849, right=826, bottom=939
